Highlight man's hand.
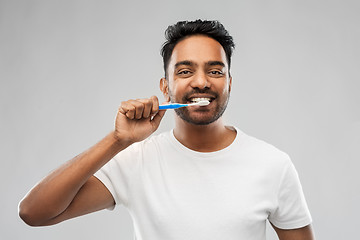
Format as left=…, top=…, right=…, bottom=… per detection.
left=115, top=96, right=166, bottom=144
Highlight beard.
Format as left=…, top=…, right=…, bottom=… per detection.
left=169, top=88, right=230, bottom=125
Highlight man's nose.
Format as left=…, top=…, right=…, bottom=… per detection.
left=190, top=72, right=210, bottom=89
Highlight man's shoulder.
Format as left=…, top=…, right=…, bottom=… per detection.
left=141, top=130, right=171, bottom=145
left=129, top=130, right=172, bottom=152
left=238, top=129, right=291, bottom=163
left=112, top=130, right=171, bottom=163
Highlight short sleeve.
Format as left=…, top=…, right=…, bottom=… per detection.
left=94, top=142, right=141, bottom=210
left=268, top=161, right=312, bottom=229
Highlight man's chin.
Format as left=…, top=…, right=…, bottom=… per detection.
left=174, top=101, right=228, bottom=126
left=182, top=118, right=216, bottom=125
left=175, top=112, right=221, bottom=126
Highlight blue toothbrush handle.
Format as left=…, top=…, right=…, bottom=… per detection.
left=159, top=103, right=187, bottom=110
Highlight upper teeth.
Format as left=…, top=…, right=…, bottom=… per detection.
left=190, top=97, right=211, bottom=103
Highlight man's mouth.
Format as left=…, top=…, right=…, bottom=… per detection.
left=183, top=90, right=218, bottom=105
left=189, top=97, right=213, bottom=103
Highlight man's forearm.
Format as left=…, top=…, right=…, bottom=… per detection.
left=19, top=131, right=131, bottom=225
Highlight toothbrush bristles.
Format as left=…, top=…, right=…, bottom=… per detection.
left=196, top=100, right=210, bottom=106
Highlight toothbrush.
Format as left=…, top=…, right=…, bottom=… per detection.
left=159, top=100, right=210, bottom=110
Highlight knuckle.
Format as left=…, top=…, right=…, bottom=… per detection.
left=145, top=99, right=152, bottom=107
left=136, top=102, right=144, bottom=110
left=120, top=102, right=126, bottom=109
left=126, top=113, right=134, bottom=119
left=127, top=106, right=135, bottom=113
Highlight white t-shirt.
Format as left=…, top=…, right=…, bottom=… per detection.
left=94, top=127, right=312, bottom=240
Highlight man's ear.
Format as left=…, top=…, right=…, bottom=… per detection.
left=160, top=77, right=170, bottom=102
left=229, top=76, right=232, bottom=93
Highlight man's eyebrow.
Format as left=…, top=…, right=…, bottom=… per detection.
left=174, top=60, right=225, bottom=68
left=174, top=60, right=196, bottom=68
left=206, top=61, right=225, bottom=67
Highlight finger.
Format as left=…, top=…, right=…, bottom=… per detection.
left=138, top=98, right=152, bottom=118
left=151, top=109, right=166, bottom=129
left=120, top=101, right=137, bottom=119
left=118, top=105, right=126, bottom=115
left=150, top=96, right=159, bottom=116
left=128, top=100, right=145, bottom=120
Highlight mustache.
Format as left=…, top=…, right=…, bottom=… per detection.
left=182, top=89, right=219, bottom=102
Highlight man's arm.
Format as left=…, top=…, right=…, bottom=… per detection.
left=271, top=223, right=315, bottom=240
left=19, top=96, right=165, bottom=226
left=18, top=132, right=126, bottom=226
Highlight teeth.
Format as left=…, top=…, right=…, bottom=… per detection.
left=190, top=97, right=211, bottom=103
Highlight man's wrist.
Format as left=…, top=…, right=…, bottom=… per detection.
left=110, top=130, right=134, bottom=148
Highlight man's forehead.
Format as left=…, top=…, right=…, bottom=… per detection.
left=169, top=35, right=228, bottom=68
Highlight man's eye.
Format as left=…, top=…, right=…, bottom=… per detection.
left=178, top=70, right=191, bottom=75
left=209, top=70, right=223, bottom=75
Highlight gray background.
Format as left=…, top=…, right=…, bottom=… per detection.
left=1, top=0, right=359, bottom=239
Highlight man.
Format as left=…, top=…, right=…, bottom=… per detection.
left=19, top=20, right=315, bottom=239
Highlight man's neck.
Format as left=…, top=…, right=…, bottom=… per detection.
left=173, top=117, right=236, bottom=152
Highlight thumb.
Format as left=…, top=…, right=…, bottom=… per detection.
left=151, top=109, right=166, bottom=130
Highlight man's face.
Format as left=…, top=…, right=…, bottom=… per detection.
left=161, top=35, right=232, bottom=125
